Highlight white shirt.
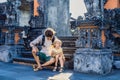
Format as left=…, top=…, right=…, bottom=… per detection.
left=30, top=35, right=58, bottom=56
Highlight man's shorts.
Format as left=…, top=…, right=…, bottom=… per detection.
left=37, top=52, right=51, bottom=62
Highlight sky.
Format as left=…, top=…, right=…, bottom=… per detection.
left=70, top=0, right=87, bottom=19
left=0, top=0, right=87, bottom=19
left=0, top=0, right=7, bottom=3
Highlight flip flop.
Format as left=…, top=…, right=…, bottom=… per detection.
left=33, top=67, right=42, bottom=71
left=32, top=65, right=42, bottom=71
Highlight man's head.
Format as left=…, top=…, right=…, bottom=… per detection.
left=44, top=28, right=56, bottom=40
left=45, top=30, right=53, bottom=40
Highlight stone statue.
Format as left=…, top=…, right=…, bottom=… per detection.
left=37, top=0, right=44, bottom=13
left=92, top=0, right=100, bottom=15
left=5, top=0, right=21, bottom=26
left=84, top=0, right=93, bottom=16
left=84, top=0, right=100, bottom=18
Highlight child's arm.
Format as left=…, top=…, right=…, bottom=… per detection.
left=62, top=53, right=65, bottom=60
left=51, top=50, right=56, bottom=58
left=61, top=48, right=65, bottom=61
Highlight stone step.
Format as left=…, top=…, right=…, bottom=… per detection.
left=113, top=61, right=120, bottom=69
left=21, top=48, right=76, bottom=53
left=20, top=39, right=77, bottom=49
left=23, top=41, right=76, bottom=47
left=30, top=36, right=78, bottom=42
left=21, top=51, right=74, bottom=58
left=13, top=53, right=73, bottom=69
left=12, top=41, right=76, bottom=50
left=29, top=36, right=78, bottom=40
left=13, top=57, right=36, bottom=64
left=62, top=41, right=76, bottom=47
left=21, top=52, right=73, bottom=58
left=59, top=36, right=78, bottom=41
left=63, top=47, right=77, bottom=51
left=21, top=47, right=77, bottom=52
left=28, top=27, right=46, bottom=30
left=114, top=53, right=120, bottom=60
left=30, top=32, right=42, bottom=35
left=29, top=37, right=78, bottom=42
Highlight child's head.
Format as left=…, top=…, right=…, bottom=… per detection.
left=53, top=39, right=62, bottom=48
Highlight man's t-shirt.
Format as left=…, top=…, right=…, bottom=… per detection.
left=30, top=35, right=58, bottom=56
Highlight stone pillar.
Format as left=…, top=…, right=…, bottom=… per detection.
left=74, top=48, right=113, bottom=74
left=45, top=0, right=71, bottom=36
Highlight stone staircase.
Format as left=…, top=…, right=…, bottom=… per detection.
left=13, top=28, right=78, bottom=69
left=113, top=50, right=120, bottom=69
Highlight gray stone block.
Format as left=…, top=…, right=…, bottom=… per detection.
left=74, top=48, right=113, bottom=74
left=0, top=45, right=16, bottom=62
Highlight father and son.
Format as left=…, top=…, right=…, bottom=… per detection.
left=30, top=28, right=65, bottom=72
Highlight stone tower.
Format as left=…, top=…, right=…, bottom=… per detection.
left=44, top=0, right=72, bottom=36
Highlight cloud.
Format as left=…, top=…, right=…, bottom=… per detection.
left=70, top=0, right=87, bottom=19
left=0, top=0, right=7, bottom=3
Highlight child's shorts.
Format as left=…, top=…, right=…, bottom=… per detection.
left=37, top=52, right=51, bottom=62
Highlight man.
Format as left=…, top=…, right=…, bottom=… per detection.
left=30, top=28, right=58, bottom=71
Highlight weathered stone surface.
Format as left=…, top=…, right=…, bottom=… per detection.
left=45, top=0, right=71, bottom=36
left=0, top=45, right=16, bottom=62
left=19, top=11, right=30, bottom=26
left=113, top=61, right=120, bottom=69
left=74, top=48, right=113, bottom=74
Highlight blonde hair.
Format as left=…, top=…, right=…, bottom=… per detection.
left=53, top=39, right=62, bottom=47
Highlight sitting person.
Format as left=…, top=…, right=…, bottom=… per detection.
left=30, top=28, right=58, bottom=71
left=51, top=39, right=65, bottom=72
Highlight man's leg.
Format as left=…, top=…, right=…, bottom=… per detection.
left=32, top=52, right=42, bottom=69
left=41, top=58, right=55, bottom=67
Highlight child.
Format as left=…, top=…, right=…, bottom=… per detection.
left=51, top=39, right=65, bottom=72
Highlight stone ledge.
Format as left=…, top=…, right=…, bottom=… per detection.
left=75, top=48, right=112, bottom=55
left=74, top=48, right=113, bottom=75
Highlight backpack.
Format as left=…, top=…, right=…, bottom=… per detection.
left=41, top=35, right=55, bottom=46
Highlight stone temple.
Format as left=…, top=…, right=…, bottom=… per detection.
left=0, top=0, right=120, bottom=74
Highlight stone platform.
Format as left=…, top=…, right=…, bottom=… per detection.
left=74, top=48, right=113, bottom=74
left=0, top=62, right=120, bottom=80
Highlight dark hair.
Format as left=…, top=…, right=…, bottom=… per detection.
left=45, top=30, right=53, bottom=37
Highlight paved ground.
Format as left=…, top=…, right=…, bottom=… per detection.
left=0, top=62, right=120, bottom=80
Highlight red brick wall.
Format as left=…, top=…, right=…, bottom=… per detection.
left=104, top=0, right=119, bottom=9
left=34, top=0, right=39, bottom=16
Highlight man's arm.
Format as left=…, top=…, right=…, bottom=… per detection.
left=30, top=35, right=42, bottom=52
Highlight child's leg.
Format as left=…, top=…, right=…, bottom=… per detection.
left=59, top=55, right=64, bottom=72
left=59, top=55, right=64, bottom=68
left=53, top=55, right=59, bottom=71
left=55, top=55, right=59, bottom=67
